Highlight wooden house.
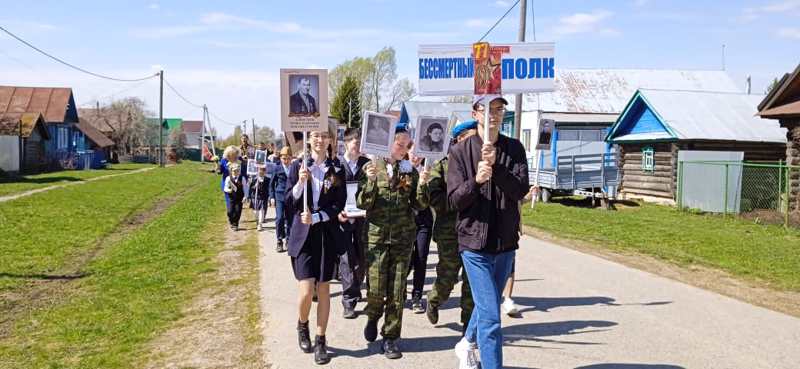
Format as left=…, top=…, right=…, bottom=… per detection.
left=758, top=63, right=800, bottom=216
left=606, top=89, right=787, bottom=204
left=0, top=112, right=50, bottom=173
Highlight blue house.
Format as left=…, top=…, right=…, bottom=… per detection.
left=0, top=86, right=108, bottom=170
left=605, top=89, right=786, bottom=204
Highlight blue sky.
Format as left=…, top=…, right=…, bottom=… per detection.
left=1, top=0, right=798, bottom=136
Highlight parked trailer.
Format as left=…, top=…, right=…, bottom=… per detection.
left=530, top=152, right=619, bottom=206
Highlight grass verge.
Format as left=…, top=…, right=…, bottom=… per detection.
left=0, top=163, right=208, bottom=293
left=522, top=197, right=800, bottom=292
left=0, top=163, right=152, bottom=197
left=0, top=164, right=223, bottom=369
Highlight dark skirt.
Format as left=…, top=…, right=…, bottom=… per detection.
left=291, top=223, right=338, bottom=282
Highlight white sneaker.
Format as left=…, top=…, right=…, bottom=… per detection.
left=257, top=224, right=263, bottom=232
left=502, top=297, right=518, bottom=316
left=454, top=337, right=479, bottom=369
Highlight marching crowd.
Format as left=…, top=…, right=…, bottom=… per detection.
left=218, top=95, right=528, bottom=369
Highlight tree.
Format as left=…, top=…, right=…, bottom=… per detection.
left=220, top=126, right=243, bottom=148
left=169, top=128, right=187, bottom=158
left=765, top=77, right=782, bottom=95
left=255, top=126, right=276, bottom=146
left=329, top=47, right=416, bottom=113
left=331, top=75, right=363, bottom=128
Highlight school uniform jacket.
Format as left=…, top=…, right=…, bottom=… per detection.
left=270, top=158, right=290, bottom=202
left=285, top=157, right=348, bottom=258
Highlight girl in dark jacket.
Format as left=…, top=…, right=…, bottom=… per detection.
left=285, top=129, right=347, bottom=365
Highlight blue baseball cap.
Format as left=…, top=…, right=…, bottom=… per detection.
left=451, top=120, right=477, bottom=138
left=395, top=122, right=409, bottom=133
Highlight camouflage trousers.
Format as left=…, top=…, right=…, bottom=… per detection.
left=427, top=239, right=474, bottom=325
left=365, top=241, right=413, bottom=340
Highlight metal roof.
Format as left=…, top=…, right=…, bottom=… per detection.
left=610, top=89, right=786, bottom=143
left=757, top=63, right=800, bottom=119
left=0, top=86, right=77, bottom=123
left=181, top=120, right=203, bottom=134
left=76, top=121, right=115, bottom=148
left=540, top=112, right=617, bottom=123
left=523, top=69, right=741, bottom=114
left=399, top=101, right=472, bottom=127
left=0, top=112, right=48, bottom=138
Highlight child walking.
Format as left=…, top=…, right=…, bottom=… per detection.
left=358, top=123, right=424, bottom=359
left=224, top=163, right=245, bottom=231
left=251, top=166, right=270, bottom=231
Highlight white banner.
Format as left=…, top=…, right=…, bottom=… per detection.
left=417, top=42, right=555, bottom=96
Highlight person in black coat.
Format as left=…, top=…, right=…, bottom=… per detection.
left=285, top=130, right=346, bottom=365
left=270, top=146, right=293, bottom=253
left=337, top=128, right=371, bottom=319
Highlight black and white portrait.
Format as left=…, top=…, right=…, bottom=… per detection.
left=417, top=118, right=447, bottom=153
left=415, top=116, right=450, bottom=160
left=360, top=112, right=397, bottom=156
left=255, top=150, right=267, bottom=165
left=288, top=74, right=319, bottom=116
left=365, top=115, right=391, bottom=146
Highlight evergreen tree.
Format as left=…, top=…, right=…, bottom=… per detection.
left=331, top=76, right=363, bottom=128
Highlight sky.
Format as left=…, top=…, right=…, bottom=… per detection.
left=1, top=0, right=799, bottom=137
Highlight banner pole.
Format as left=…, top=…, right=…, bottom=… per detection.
left=303, top=131, right=309, bottom=215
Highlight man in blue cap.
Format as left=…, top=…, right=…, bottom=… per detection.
left=418, top=120, right=477, bottom=332
left=447, top=95, right=529, bottom=369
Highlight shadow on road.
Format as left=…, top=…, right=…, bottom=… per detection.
left=515, top=296, right=672, bottom=314
left=575, top=364, right=685, bottom=369
left=504, top=320, right=618, bottom=346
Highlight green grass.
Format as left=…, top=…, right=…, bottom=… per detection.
left=0, top=163, right=152, bottom=197
left=522, top=197, right=800, bottom=291
left=0, top=163, right=210, bottom=293
left=0, top=163, right=225, bottom=369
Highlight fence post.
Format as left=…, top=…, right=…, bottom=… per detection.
left=723, top=163, right=729, bottom=216
left=778, top=160, right=783, bottom=213
left=786, top=165, right=792, bottom=229
left=677, top=161, right=684, bottom=210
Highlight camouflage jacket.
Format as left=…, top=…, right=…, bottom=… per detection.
left=418, top=157, right=457, bottom=244
left=358, top=158, right=424, bottom=245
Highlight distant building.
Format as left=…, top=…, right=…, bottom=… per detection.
left=758, top=63, right=800, bottom=216
left=0, top=112, right=49, bottom=173
left=0, top=86, right=109, bottom=170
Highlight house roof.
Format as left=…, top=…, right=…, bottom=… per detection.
left=0, top=112, right=49, bottom=139
left=181, top=120, right=203, bottom=134
left=399, top=101, right=472, bottom=125
left=607, top=89, right=786, bottom=144
left=523, top=69, right=740, bottom=114
left=757, top=63, right=800, bottom=119
left=78, top=108, right=122, bottom=134
left=75, top=121, right=115, bottom=148
left=0, top=86, right=77, bottom=123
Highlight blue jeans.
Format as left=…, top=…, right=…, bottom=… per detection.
left=274, top=198, right=291, bottom=240
left=461, top=249, right=516, bottom=369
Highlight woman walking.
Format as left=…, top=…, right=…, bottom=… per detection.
left=286, top=130, right=347, bottom=365
left=358, top=123, right=425, bottom=359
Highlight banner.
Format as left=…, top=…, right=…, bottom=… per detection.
left=280, top=69, right=329, bottom=132
left=418, top=42, right=555, bottom=96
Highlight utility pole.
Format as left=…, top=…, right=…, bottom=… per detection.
left=513, top=0, right=528, bottom=140
left=159, top=70, right=164, bottom=167
left=201, top=104, right=206, bottom=163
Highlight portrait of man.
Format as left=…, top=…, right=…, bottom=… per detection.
left=418, top=119, right=446, bottom=153
left=365, top=115, right=391, bottom=146
left=288, top=75, right=319, bottom=116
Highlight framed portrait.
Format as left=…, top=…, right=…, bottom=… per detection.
left=246, top=160, right=258, bottom=176
left=255, top=150, right=267, bottom=166
left=536, top=118, right=554, bottom=151
left=414, top=116, right=450, bottom=161
left=280, top=69, right=329, bottom=133
left=337, top=124, right=347, bottom=157
left=360, top=111, right=397, bottom=156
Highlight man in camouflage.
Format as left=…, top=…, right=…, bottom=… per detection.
left=419, top=121, right=477, bottom=331
left=358, top=124, right=424, bottom=359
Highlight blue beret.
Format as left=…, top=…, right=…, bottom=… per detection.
left=451, top=120, right=477, bottom=138
left=395, top=122, right=409, bottom=133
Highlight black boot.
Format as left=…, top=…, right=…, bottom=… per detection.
left=363, top=319, right=378, bottom=342
left=314, top=335, right=330, bottom=365
left=275, top=239, right=283, bottom=253
left=297, top=320, right=312, bottom=353
left=426, top=302, right=439, bottom=324
left=382, top=338, right=402, bottom=359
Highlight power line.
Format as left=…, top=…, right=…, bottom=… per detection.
left=478, top=0, right=521, bottom=42
left=78, top=78, right=152, bottom=107
left=208, top=110, right=240, bottom=127
left=0, top=25, right=158, bottom=82
left=163, top=78, right=203, bottom=109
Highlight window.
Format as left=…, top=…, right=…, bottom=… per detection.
left=642, top=146, right=655, bottom=172
left=522, top=129, right=531, bottom=151
left=57, top=127, right=68, bottom=149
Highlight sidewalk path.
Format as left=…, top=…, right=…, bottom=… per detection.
left=258, top=209, right=800, bottom=369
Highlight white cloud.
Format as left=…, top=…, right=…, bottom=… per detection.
left=129, top=25, right=206, bottom=38
left=199, top=12, right=302, bottom=33
left=762, top=0, right=800, bottom=12
left=777, top=27, right=800, bottom=39
left=148, top=3, right=160, bottom=10
left=736, top=1, right=800, bottom=22
left=633, top=0, right=650, bottom=6
left=554, top=10, right=619, bottom=36
left=465, top=18, right=491, bottom=28
left=0, top=20, right=59, bottom=32
left=492, top=0, right=511, bottom=7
